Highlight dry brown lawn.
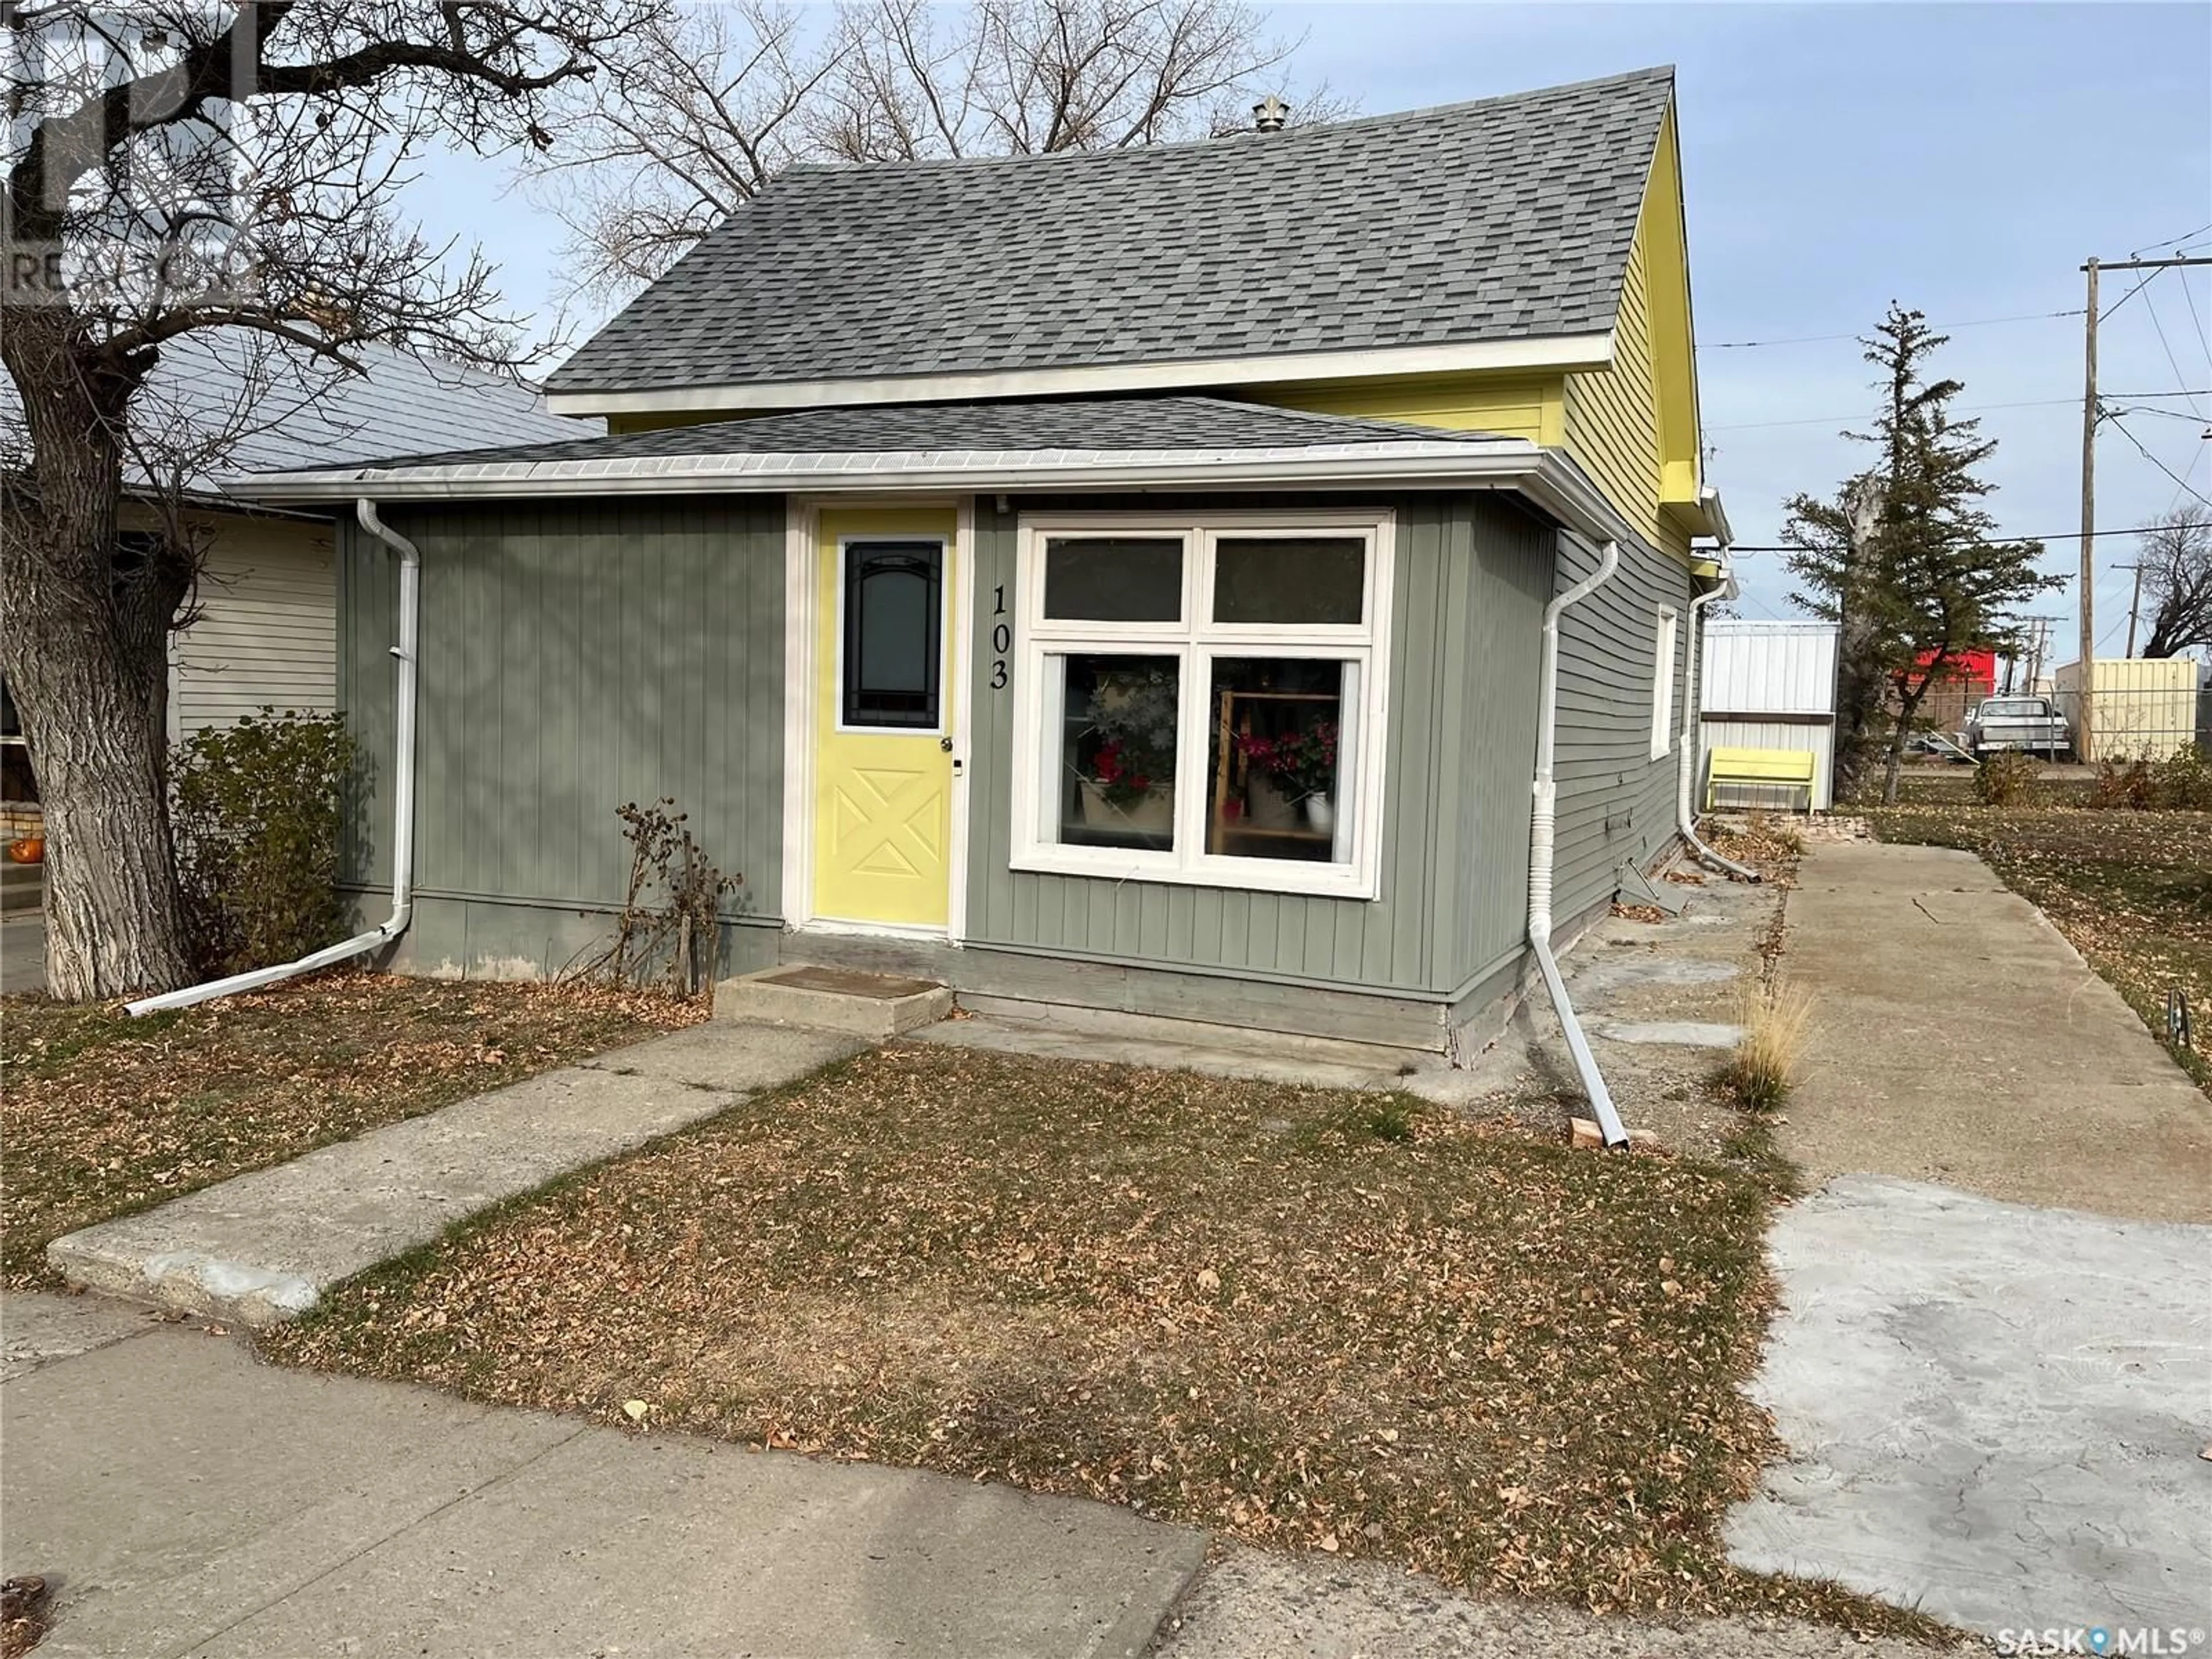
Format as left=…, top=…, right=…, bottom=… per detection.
left=1, top=972, right=701, bottom=1285
left=267, top=1043, right=1944, bottom=1639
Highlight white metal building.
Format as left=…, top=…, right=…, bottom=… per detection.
left=1699, top=619, right=1838, bottom=810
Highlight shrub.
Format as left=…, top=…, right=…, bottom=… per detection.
left=1973, top=750, right=2042, bottom=808
left=2085, top=758, right=2158, bottom=811
left=172, top=710, right=357, bottom=977
left=2153, top=746, right=2212, bottom=811
left=1716, top=983, right=1813, bottom=1113
left=571, top=798, right=740, bottom=998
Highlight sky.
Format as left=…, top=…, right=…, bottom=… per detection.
left=411, top=2, right=2212, bottom=660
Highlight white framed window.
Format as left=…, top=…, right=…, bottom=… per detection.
left=1651, top=604, right=1679, bottom=759
left=1008, top=511, right=1395, bottom=900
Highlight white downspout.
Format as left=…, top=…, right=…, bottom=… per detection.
left=128, top=498, right=419, bottom=1016
left=1677, top=575, right=1761, bottom=884
left=1528, top=537, right=1630, bottom=1150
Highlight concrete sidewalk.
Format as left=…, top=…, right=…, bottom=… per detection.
left=46, top=1022, right=866, bottom=1325
left=0, top=1294, right=1203, bottom=1658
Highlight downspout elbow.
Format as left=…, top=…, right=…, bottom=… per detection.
left=1677, top=579, right=1762, bottom=884
left=123, top=498, right=422, bottom=1017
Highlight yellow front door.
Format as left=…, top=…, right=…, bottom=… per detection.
left=813, top=508, right=957, bottom=928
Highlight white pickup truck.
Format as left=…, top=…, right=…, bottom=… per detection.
left=1964, top=696, right=2073, bottom=759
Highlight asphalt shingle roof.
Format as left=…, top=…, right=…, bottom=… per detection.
left=548, top=67, right=1675, bottom=398
left=0, top=333, right=597, bottom=495
left=293, top=396, right=1506, bottom=475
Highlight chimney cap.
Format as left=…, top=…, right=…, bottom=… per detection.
left=1252, top=94, right=1289, bottom=132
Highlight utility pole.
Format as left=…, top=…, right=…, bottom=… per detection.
left=2079, top=257, right=2099, bottom=762
left=2078, top=252, right=2212, bottom=761
left=2121, top=563, right=2144, bottom=657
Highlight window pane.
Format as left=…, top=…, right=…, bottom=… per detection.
left=1050, top=654, right=1180, bottom=851
left=843, top=541, right=941, bottom=728
left=1206, top=658, right=1350, bottom=863
left=1212, top=537, right=1364, bottom=626
left=1044, top=537, right=1183, bottom=622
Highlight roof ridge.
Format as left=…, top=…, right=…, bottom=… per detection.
left=775, top=65, right=1675, bottom=181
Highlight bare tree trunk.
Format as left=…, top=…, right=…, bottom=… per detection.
left=1, top=309, right=196, bottom=1001
left=1882, top=682, right=1928, bottom=807
left=1833, top=479, right=1887, bottom=801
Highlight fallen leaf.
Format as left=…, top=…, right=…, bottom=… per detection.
left=622, top=1399, right=649, bottom=1421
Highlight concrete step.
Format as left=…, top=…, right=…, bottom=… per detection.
left=715, top=964, right=953, bottom=1040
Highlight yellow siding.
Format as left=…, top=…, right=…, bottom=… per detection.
left=1562, top=212, right=1668, bottom=554
left=1253, top=375, right=1563, bottom=445
left=1558, top=103, right=1703, bottom=566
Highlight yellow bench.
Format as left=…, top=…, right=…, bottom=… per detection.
left=1704, top=745, right=1817, bottom=812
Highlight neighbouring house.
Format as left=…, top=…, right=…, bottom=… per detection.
left=226, top=66, right=1733, bottom=1054
left=1699, top=620, right=1838, bottom=811
left=0, top=339, right=594, bottom=865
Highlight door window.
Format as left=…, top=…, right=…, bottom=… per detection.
left=842, top=540, right=943, bottom=729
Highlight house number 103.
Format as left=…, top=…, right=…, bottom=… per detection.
left=989, top=585, right=1010, bottom=689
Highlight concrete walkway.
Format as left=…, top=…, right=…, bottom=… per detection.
left=0, top=1294, right=1203, bottom=1658
left=1778, top=842, right=2211, bottom=1222
left=46, top=1022, right=866, bottom=1324
left=1730, top=842, right=2212, bottom=1642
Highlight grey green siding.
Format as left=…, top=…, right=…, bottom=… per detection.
left=329, top=485, right=1688, bottom=1007
left=1548, top=527, right=1696, bottom=930
left=336, top=497, right=786, bottom=976
left=1437, top=500, right=1554, bottom=992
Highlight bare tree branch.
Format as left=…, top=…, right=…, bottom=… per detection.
left=2137, top=506, right=2212, bottom=660
left=2, top=0, right=653, bottom=1001
left=522, top=0, right=1340, bottom=302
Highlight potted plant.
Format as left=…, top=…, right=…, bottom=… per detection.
left=1080, top=666, right=1177, bottom=832
left=1236, top=721, right=1339, bottom=834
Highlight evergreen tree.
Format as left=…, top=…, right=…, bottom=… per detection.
left=1782, top=305, right=2062, bottom=803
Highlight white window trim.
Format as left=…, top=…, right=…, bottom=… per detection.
left=1007, top=509, right=1395, bottom=902
left=1651, top=604, right=1679, bottom=760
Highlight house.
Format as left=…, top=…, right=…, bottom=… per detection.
left=1699, top=620, right=1838, bottom=810
left=0, top=339, right=593, bottom=862
left=225, top=66, right=1733, bottom=1058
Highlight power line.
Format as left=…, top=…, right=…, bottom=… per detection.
left=2131, top=222, right=2212, bottom=259
left=2141, top=278, right=2211, bottom=422
left=2112, top=403, right=2212, bottom=425
left=1726, top=529, right=2118, bottom=554
left=2177, top=268, right=2212, bottom=363
left=2107, top=414, right=2212, bottom=510
left=1697, top=308, right=2082, bottom=351
left=1707, top=388, right=2210, bottom=434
